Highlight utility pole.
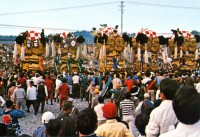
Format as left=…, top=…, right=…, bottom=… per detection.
left=120, top=1, right=124, bottom=34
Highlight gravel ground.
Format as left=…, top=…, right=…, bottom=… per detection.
left=19, top=99, right=88, bottom=136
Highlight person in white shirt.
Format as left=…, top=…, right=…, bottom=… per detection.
left=72, top=72, right=80, bottom=98
left=160, top=86, right=200, bottom=137
left=94, top=96, right=106, bottom=126
left=0, top=95, right=5, bottom=108
left=54, top=75, right=62, bottom=102
left=120, top=92, right=139, bottom=137
left=31, top=73, right=40, bottom=87
left=112, top=73, right=122, bottom=89
left=195, top=79, right=200, bottom=93
left=142, top=71, right=152, bottom=85
left=26, top=81, right=38, bottom=115
left=135, top=93, right=153, bottom=115
left=145, top=78, right=179, bottom=137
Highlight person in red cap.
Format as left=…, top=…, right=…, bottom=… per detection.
left=95, top=102, right=133, bottom=137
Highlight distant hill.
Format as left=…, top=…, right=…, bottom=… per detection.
left=73, top=30, right=94, bottom=44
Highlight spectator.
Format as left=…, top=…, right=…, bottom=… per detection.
left=160, top=86, right=200, bottom=137
left=45, top=119, right=62, bottom=137
left=145, top=78, right=179, bottom=136
left=7, top=81, right=16, bottom=100
left=0, top=100, right=25, bottom=136
left=58, top=78, right=70, bottom=110
left=94, top=96, right=106, bottom=125
left=72, top=72, right=80, bottom=98
left=45, top=76, right=54, bottom=105
left=112, top=73, right=122, bottom=89
left=33, top=111, right=55, bottom=137
left=17, top=73, right=27, bottom=91
left=26, top=81, right=38, bottom=115
left=54, top=75, right=62, bottom=102
left=12, top=82, right=26, bottom=112
left=120, top=92, right=138, bottom=136
left=95, top=102, right=133, bottom=137
left=68, top=98, right=79, bottom=121
left=36, top=79, right=48, bottom=113
left=135, top=108, right=153, bottom=137
left=109, top=84, right=125, bottom=109
left=135, top=93, right=154, bottom=114
left=0, top=95, right=5, bottom=108
left=0, top=123, right=7, bottom=136
left=57, top=102, right=78, bottom=137
left=76, top=108, right=98, bottom=137
left=124, top=75, right=134, bottom=91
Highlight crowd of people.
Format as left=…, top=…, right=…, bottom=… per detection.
left=0, top=68, right=199, bottom=137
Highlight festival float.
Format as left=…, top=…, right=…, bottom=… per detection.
left=12, top=27, right=200, bottom=73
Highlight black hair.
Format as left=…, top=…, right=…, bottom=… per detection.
left=145, top=71, right=151, bottom=77
left=19, top=134, right=31, bottom=137
left=135, top=113, right=150, bottom=136
left=6, top=100, right=13, bottom=108
left=62, top=78, right=67, bottom=83
left=63, top=102, right=73, bottom=110
left=98, top=96, right=104, bottom=104
left=45, top=119, right=61, bottom=137
left=76, top=108, right=97, bottom=135
left=160, top=78, right=179, bottom=100
left=0, top=123, right=7, bottom=136
left=173, top=86, right=200, bottom=124
left=124, top=92, right=131, bottom=99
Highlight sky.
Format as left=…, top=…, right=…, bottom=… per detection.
left=0, top=0, right=199, bottom=35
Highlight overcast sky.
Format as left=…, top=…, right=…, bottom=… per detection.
left=0, top=0, right=199, bottom=35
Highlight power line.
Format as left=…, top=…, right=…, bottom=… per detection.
left=0, top=1, right=119, bottom=16
left=125, top=1, right=200, bottom=10
left=0, top=24, right=88, bottom=32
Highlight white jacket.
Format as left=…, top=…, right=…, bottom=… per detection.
left=145, top=100, right=178, bottom=137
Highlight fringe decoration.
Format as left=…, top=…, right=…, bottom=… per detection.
left=93, top=47, right=97, bottom=59
left=51, top=41, right=56, bottom=57
left=127, top=44, right=131, bottom=54
left=58, top=44, right=61, bottom=55
left=45, top=43, right=50, bottom=57
left=20, top=44, right=25, bottom=61
left=99, top=47, right=102, bottom=60
left=137, top=45, right=141, bottom=61
left=144, top=49, right=148, bottom=63
left=102, top=44, right=106, bottom=58
left=129, top=47, right=133, bottom=63
left=82, top=44, right=87, bottom=57
left=195, top=48, right=198, bottom=60
left=174, top=46, right=177, bottom=59
left=75, top=46, right=80, bottom=61
left=180, top=48, right=183, bottom=58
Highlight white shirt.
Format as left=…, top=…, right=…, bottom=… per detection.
left=72, top=75, right=79, bottom=84
left=32, top=77, right=40, bottom=86
left=160, top=120, right=200, bottom=137
left=156, top=89, right=161, bottom=100
left=195, top=82, right=200, bottom=93
left=56, top=79, right=62, bottom=90
left=94, top=103, right=106, bottom=121
left=0, top=96, right=5, bottom=107
left=145, top=100, right=178, bottom=137
left=27, top=86, right=37, bottom=100
left=142, top=77, right=152, bottom=85
left=112, top=77, right=122, bottom=89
